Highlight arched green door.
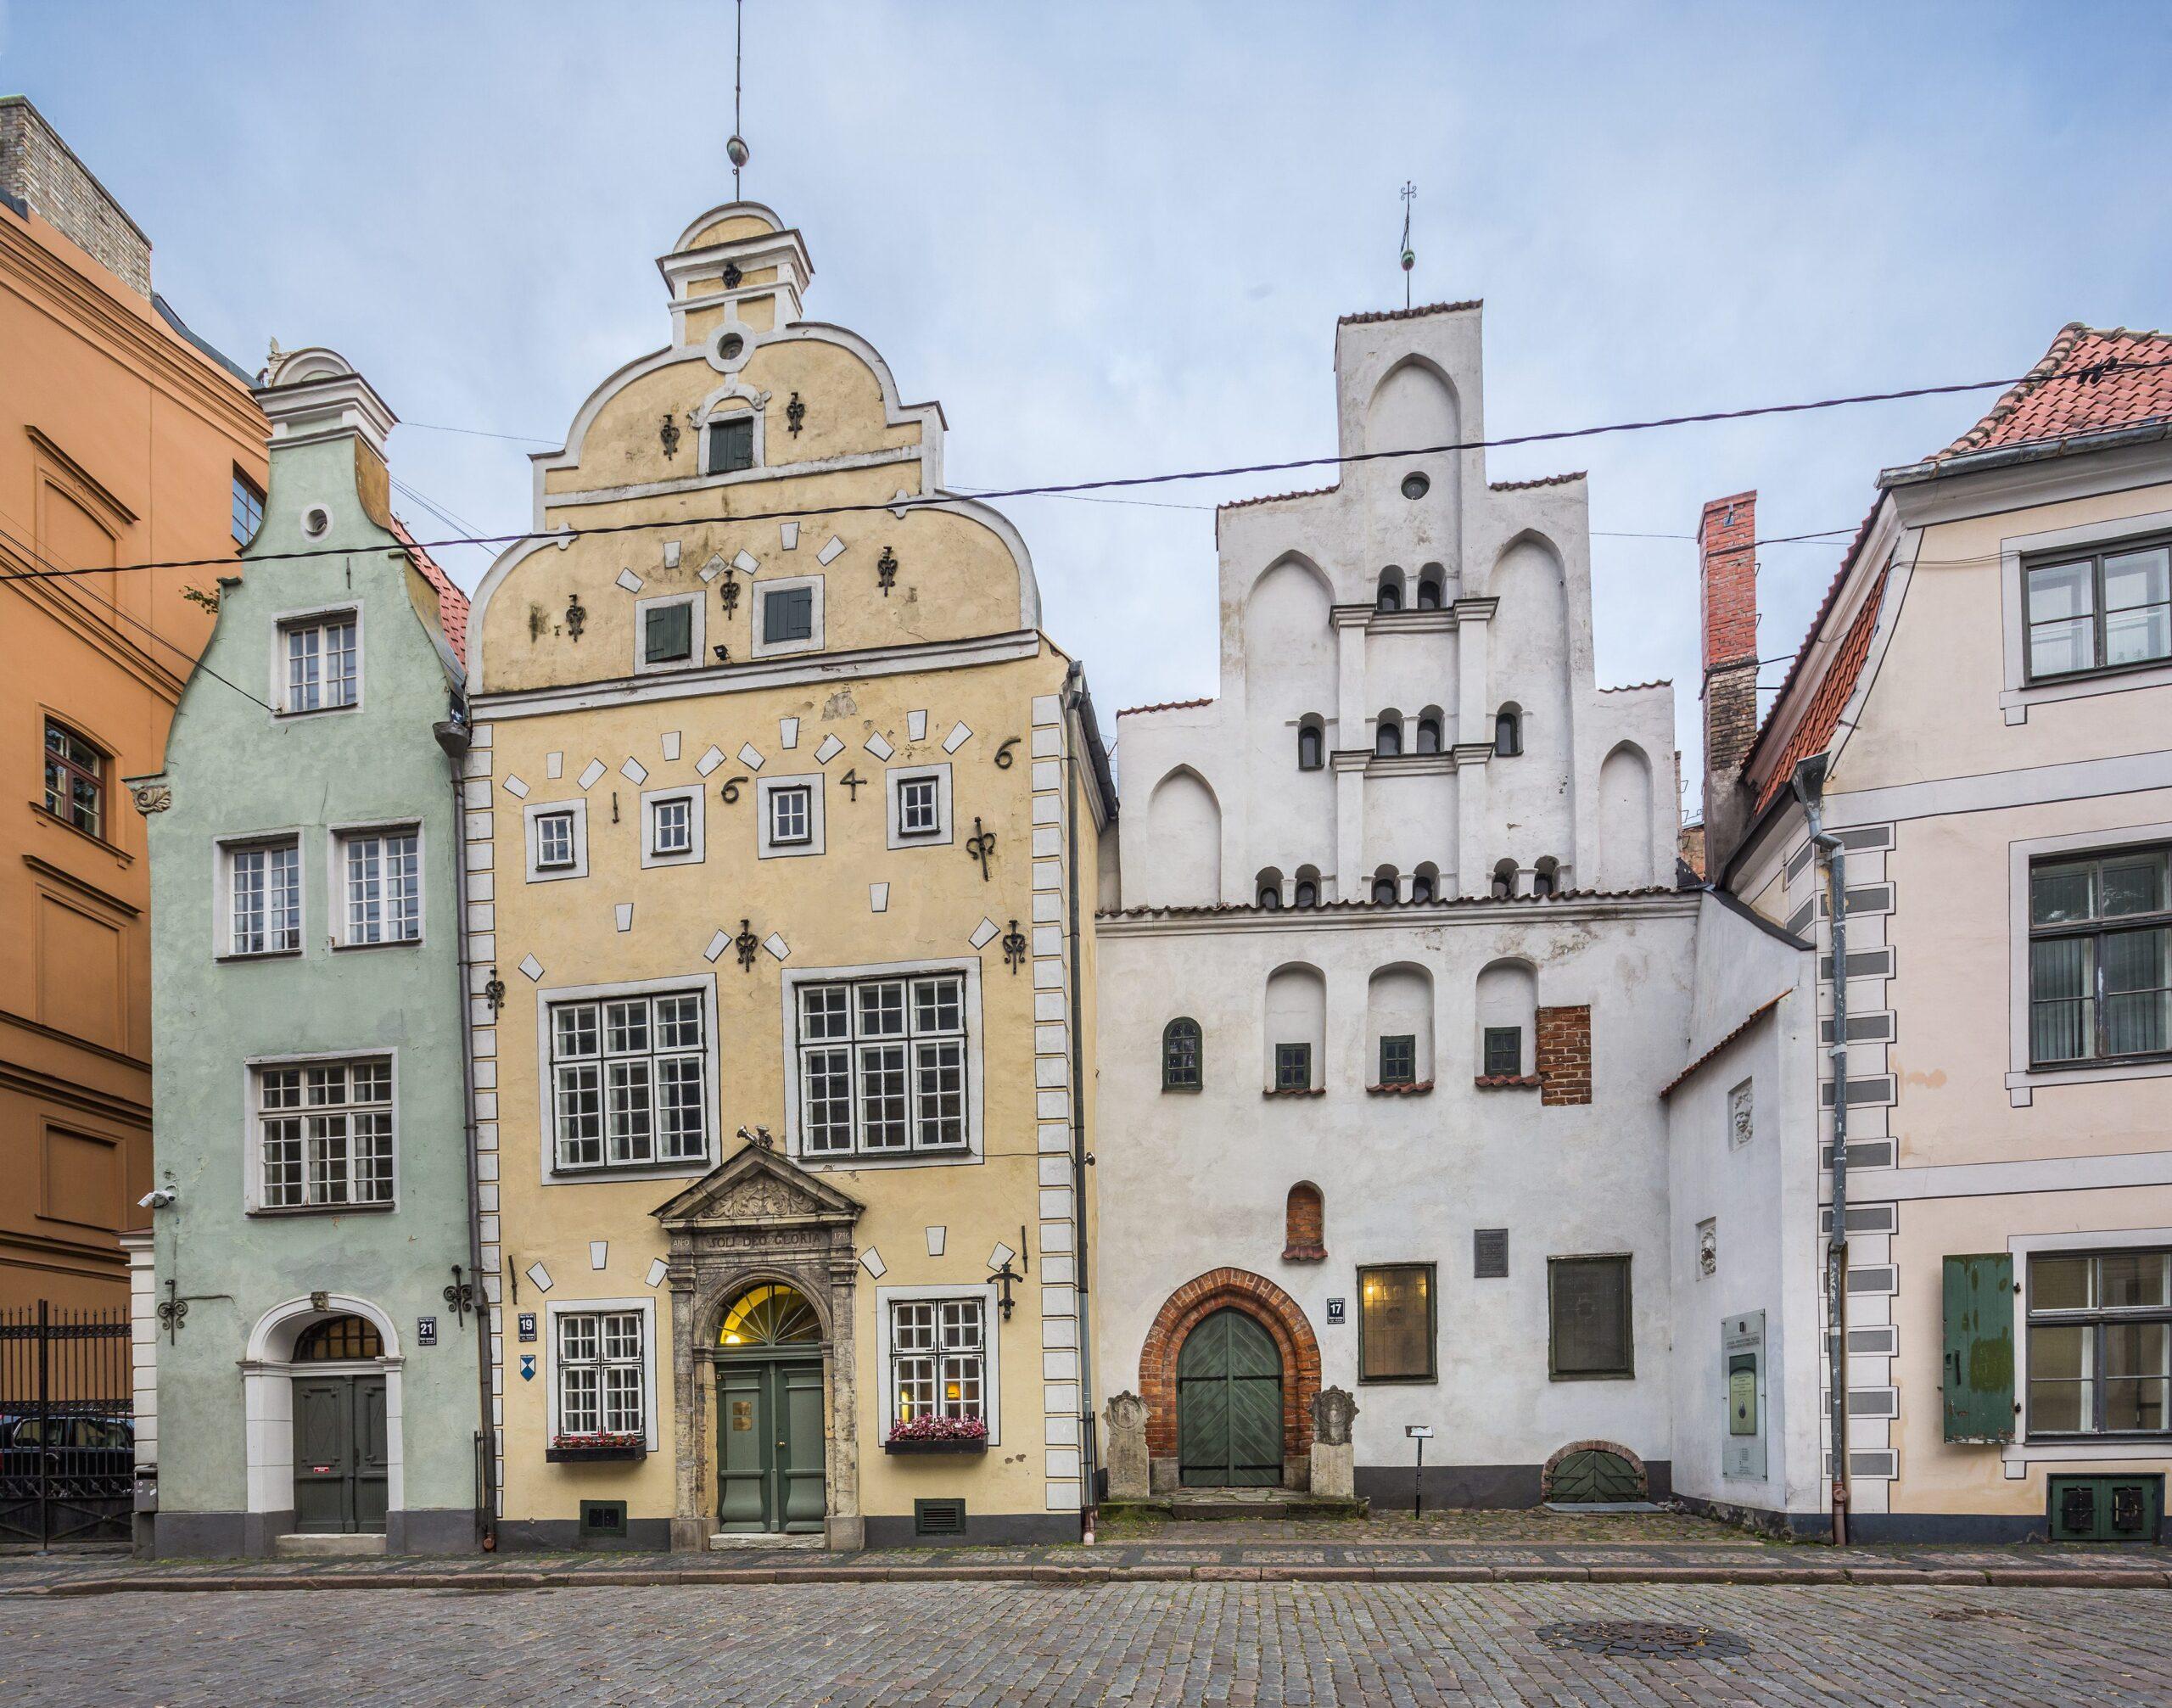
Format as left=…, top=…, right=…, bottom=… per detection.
left=1177, top=1308, right=1283, bottom=1487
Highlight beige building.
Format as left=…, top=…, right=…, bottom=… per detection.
left=465, top=200, right=1111, bottom=1549
left=1696, top=324, right=2172, bottom=1542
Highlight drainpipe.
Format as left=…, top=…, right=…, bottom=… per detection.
left=1791, top=755, right=1850, bottom=1546
left=436, top=708, right=499, bottom=1551
left=1061, top=662, right=1100, bottom=1540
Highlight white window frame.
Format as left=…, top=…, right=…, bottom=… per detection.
left=886, top=763, right=954, bottom=849
left=535, top=975, right=719, bottom=1184
left=523, top=798, right=590, bottom=882
left=2007, top=820, right=2172, bottom=1095
left=780, top=957, right=985, bottom=1168
left=243, top=1048, right=399, bottom=1214
left=544, top=1296, right=660, bottom=1452
left=2005, top=1224, right=2172, bottom=1465
left=328, top=820, right=425, bottom=949
left=216, top=832, right=305, bottom=960
left=641, top=785, right=705, bottom=869
left=750, top=575, right=823, bottom=659
left=2000, top=508, right=2172, bottom=721
left=757, top=773, right=825, bottom=859
left=633, top=591, right=704, bottom=678
left=269, top=603, right=363, bottom=717
left=876, top=1282, right=1002, bottom=1445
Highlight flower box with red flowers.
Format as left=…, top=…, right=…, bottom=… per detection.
left=546, top=1431, right=647, bottom=1463
left=882, top=1415, right=988, bottom=1455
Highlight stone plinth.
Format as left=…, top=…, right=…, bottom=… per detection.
left=1103, top=1392, right=1150, bottom=1501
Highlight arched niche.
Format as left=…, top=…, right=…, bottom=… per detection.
left=1262, top=963, right=1326, bottom=1092
left=1596, top=742, right=1655, bottom=891
left=1283, top=1183, right=1325, bottom=1262
left=1145, top=767, right=1222, bottom=905
left=1366, top=359, right=1462, bottom=568
left=1366, top=962, right=1435, bottom=1087
left=1245, top=555, right=1335, bottom=708
left=1475, top=958, right=1537, bottom=1078
left=1255, top=866, right=1285, bottom=910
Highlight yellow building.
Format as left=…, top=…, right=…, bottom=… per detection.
left=465, top=201, right=1111, bottom=1550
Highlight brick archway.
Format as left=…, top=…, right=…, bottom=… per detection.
left=1139, top=1268, right=1321, bottom=1466
left=1541, top=1438, right=1649, bottom=1500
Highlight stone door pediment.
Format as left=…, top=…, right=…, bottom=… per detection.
left=652, top=1140, right=862, bottom=1232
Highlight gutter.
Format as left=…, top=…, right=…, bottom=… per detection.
left=1061, top=661, right=1100, bottom=1541
left=1791, top=754, right=1850, bottom=1546
left=435, top=710, right=499, bottom=1551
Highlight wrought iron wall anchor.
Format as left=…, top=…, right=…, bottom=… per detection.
left=565, top=593, right=586, bottom=641
left=994, top=736, right=1020, bottom=770
left=658, top=413, right=681, bottom=461
left=484, top=969, right=507, bottom=1014
left=719, top=568, right=741, bottom=616
left=966, top=817, right=997, bottom=882
left=723, top=260, right=744, bottom=288
left=443, top=1265, right=477, bottom=1327
left=158, top=1280, right=188, bottom=1344
left=734, top=918, right=759, bottom=971
left=988, top=1248, right=1026, bottom=1321
left=1001, top=920, right=1027, bottom=972
left=786, top=391, right=804, bottom=436
left=876, top=546, right=898, bottom=596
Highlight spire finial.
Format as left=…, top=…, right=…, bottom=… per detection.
left=725, top=0, right=750, bottom=197
left=1399, top=181, right=1417, bottom=311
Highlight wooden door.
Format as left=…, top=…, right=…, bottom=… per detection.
left=716, top=1359, right=827, bottom=1532
left=1177, top=1309, right=1283, bottom=1487
left=291, top=1375, right=388, bottom=1533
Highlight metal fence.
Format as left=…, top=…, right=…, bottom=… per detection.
left=0, top=1303, right=135, bottom=1547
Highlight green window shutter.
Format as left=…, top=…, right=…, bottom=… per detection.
left=1942, top=1253, right=2015, bottom=1443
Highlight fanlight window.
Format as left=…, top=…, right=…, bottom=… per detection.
left=719, top=1283, right=821, bottom=1347
left=294, top=1314, right=384, bottom=1361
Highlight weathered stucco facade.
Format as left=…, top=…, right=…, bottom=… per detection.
left=469, top=202, right=1110, bottom=1550
left=133, top=348, right=478, bottom=1556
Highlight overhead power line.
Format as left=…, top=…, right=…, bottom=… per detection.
left=7, top=351, right=2165, bottom=588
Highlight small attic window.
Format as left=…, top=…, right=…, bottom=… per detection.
left=719, top=333, right=746, bottom=361
left=1400, top=472, right=1430, bottom=501
left=706, top=417, right=755, bottom=475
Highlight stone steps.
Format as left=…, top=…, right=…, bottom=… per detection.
left=273, top=1532, right=386, bottom=1558
left=1103, top=1493, right=1370, bottom=1523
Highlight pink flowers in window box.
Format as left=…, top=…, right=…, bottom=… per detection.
left=546, top=1431, right=647, bottom=1463
left=883, top=1414, right=988, bottom=1453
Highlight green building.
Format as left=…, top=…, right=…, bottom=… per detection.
left=130, top=347, right=483, bottom=1556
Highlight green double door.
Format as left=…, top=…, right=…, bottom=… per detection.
left=1178, top=1308, right=1284, bottom=1487
left=716, top=1359, right=826, bottom=1532
left=292, top=1375, right=388, bottom=1533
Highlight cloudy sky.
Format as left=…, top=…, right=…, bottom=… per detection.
left=10, top=2, right=2170, bottom=811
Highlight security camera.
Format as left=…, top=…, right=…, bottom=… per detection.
left=138, top=1186, right=176, bottom=1210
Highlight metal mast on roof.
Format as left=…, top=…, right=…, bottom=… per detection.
left=726, top=0, right=750, bottom=195
left=1400, top=182, right=1417, bottom=311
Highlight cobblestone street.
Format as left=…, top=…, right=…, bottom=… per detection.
left=5, top=1580, right=2169, bottom=1706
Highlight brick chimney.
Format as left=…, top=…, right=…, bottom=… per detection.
left=1698, top=490, right=1759, bottom=871
left=0, top=97, right=152, bottom=297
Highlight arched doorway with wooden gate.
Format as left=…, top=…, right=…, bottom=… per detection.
left=714, top=1282, right=826, bottom=1535
left=1178, top=1308, right=1283, bottom=1486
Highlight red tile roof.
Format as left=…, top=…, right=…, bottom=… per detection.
left=388, top=515, right=468, bottom=667
left=1339, top=300, right=1482, bottom=327
left=1116, top=697, right=1215, bottom=718
left=1218, top=484, right=1339, bottom=513
left=1489, top=472, right=1585, bottom=490
left=1753, top=557, right=1885, bottom=812
left=1934, top=322, right=2172, bottom=462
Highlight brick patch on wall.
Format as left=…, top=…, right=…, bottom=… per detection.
left=1536, top=1005, right=1592, bottom=1106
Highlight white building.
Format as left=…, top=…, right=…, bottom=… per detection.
left=1093, top=301, right=1703, bottom=1507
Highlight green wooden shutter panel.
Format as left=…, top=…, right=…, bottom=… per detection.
left=1942, top=1252, right=2015, bottom=1443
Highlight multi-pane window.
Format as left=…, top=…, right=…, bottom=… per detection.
left=231, top=470, right=264, bottom=546
left=764, top=585, right=814, bottom=644
left=705, top=416, right=755, bottom=475
left=798, top=972, right=968, bottom=1157
left=41, top=720, right=104, bottom=837
left=340, top=829, right=421, bottom=944
left=2027, top=1250, right=2169, bottom=1436
left=897, top=775, right=940, bottom=837
left=2025, top=540, right=2172, bottom=680
left=536, top=810, right=575, bottom=870
left=889, top=1298, right=985, bottom=1425
left=643, top=602, right=692, bottom=665
left=1483, top=1026, right=1523, bottom=1078
left=228, top=838, right=302, bottom=955
left=257, top=1057, right=394, bottom=1209
left=1378, top=1034, right=1417, bottom=1086
left=651, top=796, right=691, bottom=857
left=1162, top=1017, right=1202, bottom=1090
left=549, top=993, right=708, bottom=1171
left=769, top=784, right=811, bottom=847
left=281, top=613, right=358, bottom=713
left=1548, top=1255, right=1635, bottom=1380
left=1274, top=1042, right=1312, bottom=1092
left=2029, top=846, right=2169, bottom=1065
left=557, top=1311, right=645, bottom=1436
left=1358, top=1263, right=1435, bottom=1382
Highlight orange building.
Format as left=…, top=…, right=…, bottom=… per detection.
left=0, top=97, right=267, bottom=1310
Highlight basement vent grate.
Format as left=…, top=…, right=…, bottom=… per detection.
left=579, top=1500, right=628, bottom=1538
left=914, top=1498, right=967, bottom=1537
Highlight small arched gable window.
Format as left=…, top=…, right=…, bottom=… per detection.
left=1411, top=863, right=1438, bottom=904
left=1532, top=857, right=1559, bottom=899
left=1372, top=867, right=1401, bottom=905
left=1284, top=1181, right=1326, bottom=1262
left=1415, top=714, right=1442, bottom=755
left=1415, top=564, right=1446, bottom=609
left=1257, top=868, right=1285, bottom=910
left=1491, top=859, right=1519, bottom=901
left=1296, top=717, right=1324, bottom=771
left=1374, top=714, right=1403, bottom=758
left=1494, top=706, right=1524, bottom=758
left=1375, top=568, right=1405, bottom=613
left=1162, top=1017, right=1202, bottom=1091
left=1293, top=865, right=1321, bottom=909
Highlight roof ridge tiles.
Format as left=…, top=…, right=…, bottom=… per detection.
left=1338, top=300, right=1483, bottom=326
